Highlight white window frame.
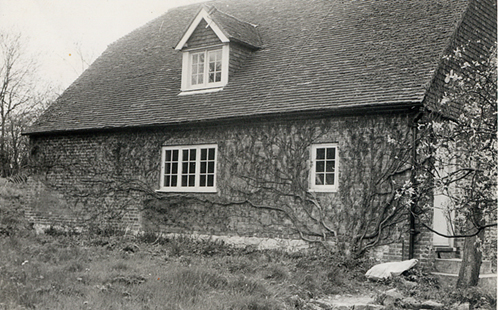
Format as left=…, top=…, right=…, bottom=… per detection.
left=158, top=144, right=218, bottom=193
left=180, top=44, right=229, bottom=93
left=309, top=143, right=339, bottom=192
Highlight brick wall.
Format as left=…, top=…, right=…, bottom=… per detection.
left=29, top=111, right=435, bottom=262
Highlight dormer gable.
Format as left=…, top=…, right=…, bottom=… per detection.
left=175, top=6, right=262, bottom=51
left=175, top=7, right=229, bottom=51
left=175, top=6, right=262, bottom=94
left=186, top=19, right=223, bottom=49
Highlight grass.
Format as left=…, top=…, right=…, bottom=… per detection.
left=3, top=231, right=489, bottom=310
left=0, top=231, right=382, bottom=310
left=0, top=180, right=495, bottom=309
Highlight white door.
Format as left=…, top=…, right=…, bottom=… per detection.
left=433, top=194, right=454, bottom=247
left=433, top=148, right=455, bottom=247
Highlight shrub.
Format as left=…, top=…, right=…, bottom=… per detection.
left=0, top=183, right=33, bottom=237
left=450, top=287, right=497, bottom=309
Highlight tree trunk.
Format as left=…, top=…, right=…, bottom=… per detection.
left=456, top=229, right=484, bottom=288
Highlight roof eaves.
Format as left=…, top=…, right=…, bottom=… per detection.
left=23, top=101, right=423, bottom=136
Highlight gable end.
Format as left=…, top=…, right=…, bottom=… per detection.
left=186, top=19, right=224, bottom=49
left=175, top=7, right=229, bottom=51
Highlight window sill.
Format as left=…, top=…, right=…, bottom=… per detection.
left=308, top=187, right=338, bottom=193
left=156, top=188, right=218, bottom=194
left=178, top=87, right=224, bottom=96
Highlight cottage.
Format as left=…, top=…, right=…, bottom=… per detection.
left=25, top=0, right=496, bottom=262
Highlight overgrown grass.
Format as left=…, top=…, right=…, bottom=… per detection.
left=0, top=231, right=377, bottom=309
left=1, top=230, right=497, bottom=309
left=1, top=180, right=495, bottom=309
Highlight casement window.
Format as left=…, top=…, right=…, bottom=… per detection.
left=309, top=144, right=339, bottom=192
left=159, top=144, right=217, bottom=192
left=180, top=45, right=229, bottom=93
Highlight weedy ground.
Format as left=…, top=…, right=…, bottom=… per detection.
left=1, top=231, right=496, bottom=310
left=0, top=182, right=496, bottom=310
left=0, top=230, right=375, bottom=310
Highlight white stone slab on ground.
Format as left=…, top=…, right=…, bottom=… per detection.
left=365, top=259, right=418, bottom=280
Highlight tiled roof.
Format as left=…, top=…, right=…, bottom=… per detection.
left=27, top=0, right=470, bottom=134
left=209, top=8, right=263, bottom=49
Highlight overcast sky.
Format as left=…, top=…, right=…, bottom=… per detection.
left=0, top=0, right=205, bottom=90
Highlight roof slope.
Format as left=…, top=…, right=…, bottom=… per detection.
left=28, top=0, right=469, bottom=134
left=209, top=8, right=263, bottom=49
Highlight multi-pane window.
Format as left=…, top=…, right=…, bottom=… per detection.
left=208, top=50, right=222, bottom=83
left=180, top=45, right=229, bottom=93
left=200, top=148, right=216, bottom=187
left=163, top=149, right=179, bottom=187
left=310, top=144, right=338, bottom=192
left=160, top=144, right=217, bottom=192
left=190, top=52, right=205, bottom=85
left=189, top=49, right=223, bottom=88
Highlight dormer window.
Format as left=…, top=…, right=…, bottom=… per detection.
left=175, top=6, right=262, bottom=95
left=181, top=46, right=229, bottom=91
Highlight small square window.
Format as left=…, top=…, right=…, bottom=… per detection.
left=310, top=144, right=338, bottom=192
left=159, top=144, right=217, bottom=193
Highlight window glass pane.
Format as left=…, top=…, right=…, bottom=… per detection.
left=326, top=173, right=335, bottom=185
left=200, top=175, right=206, bottom=186
left=189, top=162, right=196, bottom=173
left=172, top=150, right=178, bottom=161
left=172, top=163, right=178, bottom=174
left=316, top=148, right=325, bottom=159
left=198, top=74, right=203, bottom=84
left=164, top=176, right=170, bottom=187
left=182, top=162, right=188, bottom=173
left=208, top=162, right=214, bottom=173
left=190, top=149, right=196, bottom=160
left=207, top=175, right=214, bottom=186
left=316, top=161, right=325, bottom=172
left=327, top=148, right=335, bottom=159
left=165, top=162, right=171, bottom=174
left=326, top=161, right=335, bottom=172
left=199, top=53, right=204, bottom=62
left=189, top=175, right=195, bottom=187
left=201, top=162, right=207, bottom=173
left=215, top=72, right=221, bottom=82
left=209, top=62, right=215, bottom=72
left=182, top=175, right=188, bottom=187
left=171, top=175, right=177, bottom=186
left=209, top=148, right=215, bottom=160
left=183, top=149, right=189, bottom=160
left=209, top=73, right=214, bottom=83
left=315, top=174, right=324, bottom=185
left=166, top=150, right=171, bottom=161
left=201, top=149, right=207, bottom=160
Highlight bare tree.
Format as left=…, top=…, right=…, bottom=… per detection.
left=0, top=32, right=51, bottom=177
